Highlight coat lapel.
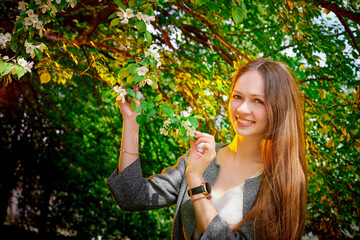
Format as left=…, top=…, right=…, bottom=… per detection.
left=181, top=143, right=223, bottom=239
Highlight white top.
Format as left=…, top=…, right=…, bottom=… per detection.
left=192, top=169, right=263, bottom=239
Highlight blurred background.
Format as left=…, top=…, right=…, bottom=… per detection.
left=0, top=0, right=359, bottom=239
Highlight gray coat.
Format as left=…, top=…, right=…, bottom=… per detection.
left=106, top=144, right=261, bottom=239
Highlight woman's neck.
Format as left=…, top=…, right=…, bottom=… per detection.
left=227, top=135, right=263, bottom=164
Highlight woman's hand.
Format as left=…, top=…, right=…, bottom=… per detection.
left=116, top=86, right=141, bottom=121
left=186, top=131, right=216, bottom=188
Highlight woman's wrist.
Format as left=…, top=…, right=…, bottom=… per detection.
left=123, top=116, right=139, bottom=127
left=187, top=175, right=203, bottom=189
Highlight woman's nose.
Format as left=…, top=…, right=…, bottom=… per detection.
left=237, top=101, right=251, bottom=114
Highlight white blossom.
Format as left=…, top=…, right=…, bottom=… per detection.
left=144, top=78, right=153, bottom=85
left=143, top=15, right=155, bottom=25
left=37, top=43, right=46, bottom=52
left=136, top=66, right=148, bottom=76
left=160, top=128, right=168, bottom=136
left=17, top=58, right=33, bottom=73
left=180, top=110, right=191, bottom=117
left=0, top=39, right=6, bottom=49
left=163, top=118, right=171, bottom=128
left=125, top=8, right=134, bottom=19
left=18, top=58, right=27, bottom=68
left=181, top=120, right=191, bottom=128
left=113, top=86, right=127, bottom=103
left=156, top=61, right=162, bottom=68
left=26, top=45, right=36, bottom=57
left=33, top=20, right=43, bottom=29
left=29, top=14, right=39, bottom=23
left=18, top=1, right=26, bottom=10
left=153, top=49, right=160, bottom=59
left=66, top=0, right=76, bottom=8
left=40, top=4, right=48, bottom=13
left=26, top=9, right=36, bottom=17
left=139, top=78, right=153, bottom=88
left=56, top=0, right=61, bottom=4
left=24, top=17, right=33, bottom=26
left=123, top=18, right=129, bottom=24
left=186, top=128, right=196, bottom=137
left=136, top=12, right=144, bottom=21
left=2, top=33, right=11, bottom=42
left=25, top=61, right=34, bottom=72
left=117, top=10, right=125, bottom=19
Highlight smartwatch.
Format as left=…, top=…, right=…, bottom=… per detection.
left=187, top=181, right=212, bottom=197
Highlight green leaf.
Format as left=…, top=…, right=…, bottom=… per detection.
left=128, top=0, right=137, bottom=8
left=108, top=12, right=118, bottom=20
left=128, top=63, right=140, bottom=75
left=188, top=116, right=199, bottom=129
left=135, top=106, right=142, bottom=113
left=126, top=74, right=135, bottom=84
left=139, top=3, right=151, bottom=12
left=137, top=34, right=145, bottom=45
left=197, top=0, right=208, bottom=6
left=147, top=108, right=157, bottom=117
left=135, top=21, right=146, bottom=33
left=10, top=42, right=18, bottom=52
left=170, top=117, right=180, bottom=124
left=110, top=18, right=120, bottom=27
left=134, top=74, right=144, bottom=84
left=0, top=61, right=13, bottom=78
left=130, top=101, right=137, bottom=111
left=126, top=88, right=136, bottom=98
left=114, top=0, right=126, bottom=10
left=140, top=101, right=149, bottom=109
left=15, top=65, right=26, bottom=79
left=139, top=58, right=149, bottom=66
left=160, top=105, right=174, bottom=117
left=118, top=68, right=130, bottom=80
left=232, top=6, right=245, bottom=25
left=136, top=114, right=147, bottom=125
left=145, top=31, right=152, bottom=44
left=207, top=1, right=219, bottom=11
left=155, top=94, right=162, bottom=102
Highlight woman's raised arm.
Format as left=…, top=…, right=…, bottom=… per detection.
left=116, top=90, right=140, bottom=172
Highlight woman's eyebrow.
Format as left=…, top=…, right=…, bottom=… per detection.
left=233, top=90, right=265, bottom=98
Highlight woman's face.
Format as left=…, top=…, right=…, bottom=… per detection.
left=229, top=70, right=269, bottom=139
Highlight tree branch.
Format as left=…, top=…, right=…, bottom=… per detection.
left=315, top=0, right=360, bottom=25
left=178, top=24, right=235, bottom=65
left=335, top=14, right=360, bottom=56
left=78, top=3, right=118, bottom=40
left=168, top=2, right=250, bottom=62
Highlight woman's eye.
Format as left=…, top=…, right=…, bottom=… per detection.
left=254, top=99, right=264, bottom=104
left=233, top=95, right=242, bottom=100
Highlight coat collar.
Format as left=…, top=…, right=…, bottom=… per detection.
left=181, top=143, right=262, bottom=239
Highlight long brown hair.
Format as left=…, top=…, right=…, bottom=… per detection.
left=232, top=59, right=307, bottom=239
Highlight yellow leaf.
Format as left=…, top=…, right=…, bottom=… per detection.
left=319, top=89, right=326, bottom=99
left=40, top=72, right=51, bottom=84
left=288, top=1, right=294, bottom=10
left=299, top=64, right=307, bottom=70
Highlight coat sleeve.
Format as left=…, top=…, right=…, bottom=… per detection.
left=106, top=151, right=189, bottom=211
left=200, top=215, right=254, bottom=240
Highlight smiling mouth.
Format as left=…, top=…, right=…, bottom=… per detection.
left=236, top=117, right=255, bottom=124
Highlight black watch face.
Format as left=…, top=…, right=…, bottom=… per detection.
left=205, top=182, right=211, bottom=194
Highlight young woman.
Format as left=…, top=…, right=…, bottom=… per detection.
left=106, top=59, right=307, bottom=239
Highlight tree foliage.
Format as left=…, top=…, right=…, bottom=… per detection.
left=0, top=0, right=359, bottom=239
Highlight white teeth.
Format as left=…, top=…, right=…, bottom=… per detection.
left=237, top=118, right=254, bottom=124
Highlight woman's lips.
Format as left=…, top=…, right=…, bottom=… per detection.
left=236, top=116, right=255, bottom=126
